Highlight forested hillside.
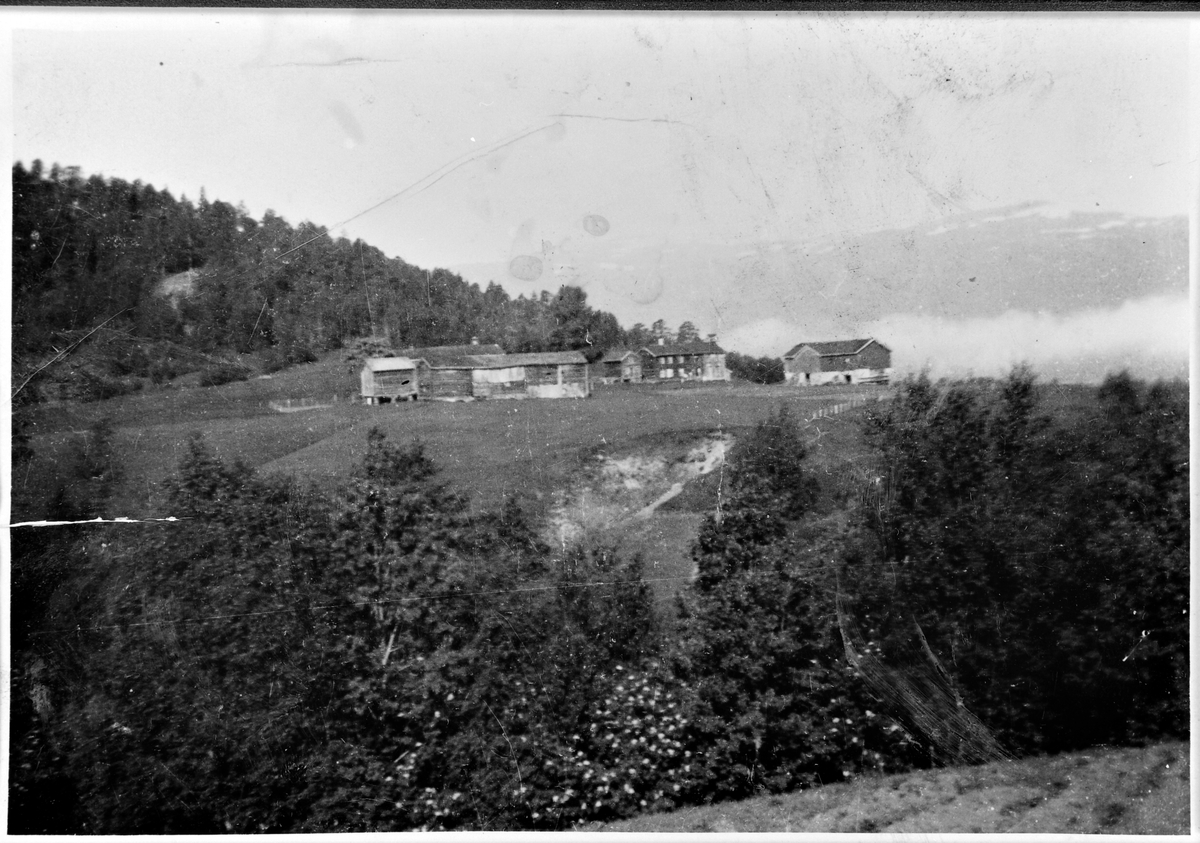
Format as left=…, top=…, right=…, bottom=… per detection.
left=11, top=161, right=628, bottom=370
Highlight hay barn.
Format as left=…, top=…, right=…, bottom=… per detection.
left=598, top=348, right=642, bottom=383
left=360, top=357, right=422, bottom=404
left=376, top=343, right=591, bottom=401
left=781, top=338, right=892, bottom=386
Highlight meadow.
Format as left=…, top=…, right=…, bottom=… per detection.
left=14, top=353, right=884, bottom=526
left=593, top=740, right=1190, bottom=834
left=12, top=356, right=1188, bottom=834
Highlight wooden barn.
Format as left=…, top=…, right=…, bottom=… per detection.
left=360, top=357, right=422, bottom=404
left=598, top=348, right=642, bottom=383
left=402, top=343, right=505, bottom=401
left=469, top=351, right=591, bottom=399
left=781, top=338, right=892, bottom=386
left=639, top=337, right=730, bottom=382
left=368, top=343, right=591, bottom=401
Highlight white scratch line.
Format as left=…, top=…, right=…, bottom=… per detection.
left=10, top=516, right=188, bottom=528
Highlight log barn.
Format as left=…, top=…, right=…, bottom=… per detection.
left=598, top=348, right=642, bottom=383
left=402, top=343, right=504, bottom=401
left=360, top=357, right=421, bottom=404
left=362, top=343, right=591, bottom=402
left=463, top=351, right=590, bottom=399
left=781, top=338, right=892, bottom=386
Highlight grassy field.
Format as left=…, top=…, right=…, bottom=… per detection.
left=13, top=352, right=885, bottom=524
left=590, top=740, right=1191, bottom=834
left=17, top=357, right=1185, bottom=834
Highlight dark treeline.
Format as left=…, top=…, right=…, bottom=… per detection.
left=12, top=161, right=629, bottom=366
left=9, top=368, right=1188, bottom=832
left=725, top=351, right=785, bottom=384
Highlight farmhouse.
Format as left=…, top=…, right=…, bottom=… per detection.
left=360, top=357, right=421, bottom=404
left=598, top=347, right=643, bottom=383
left=639, top=337, right=730, bottom=383
left=363, top=342, right=590, bottom=402
left=781, top=338, right=892, bottom=386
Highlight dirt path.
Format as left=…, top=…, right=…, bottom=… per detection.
left=633, top=482, right=685, bottom=518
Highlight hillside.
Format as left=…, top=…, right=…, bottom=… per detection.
left=12, top=349, right=880, bottom=524
left=9, top=363, right=1187, bottom=833
left=592, top=740, right=1190, bottom=834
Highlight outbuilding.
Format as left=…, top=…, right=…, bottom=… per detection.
left=367, top=343, right=591, bottom=401
left=468, top=351, right=591, bottom=399
left=781, top=338, right=892, bottom=386
left=598, top=348, right=643, bottom=383
left=403, top=343, right=505, bottom=400
left=360, top=357, right=422, bottom=404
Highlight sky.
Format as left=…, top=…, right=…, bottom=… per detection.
left=4, top=9, right=1194, bottom=380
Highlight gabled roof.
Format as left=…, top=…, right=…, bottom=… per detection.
left=403, top=343, right=505, bottom=367
left=782, top=338, right=888, bottom=359
left=601, top=347, right=638, bottom=363
left=469, top=351, right=588, bottom=368
left=640, top=340, right=726, bottom=358
left=396, top=345, right=588, bottom=369
left=363, top=356, right=421, bottom=372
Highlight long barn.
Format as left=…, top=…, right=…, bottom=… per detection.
left=781, top=338, right=892, bottom=386
left=473, top=351, right=590, bottom=399
left=361, top=343, right=590, bottom=402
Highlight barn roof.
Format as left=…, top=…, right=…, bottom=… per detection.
left=782, top=338, right=887, bottom=359
left=469, top=351, right=589, bottom=368
left=363, top=356, right=421, bottom=372
left=600, top=347, right=637, bottom=363
left=402, top=343, right=505, bottom=367
left=639, top=340, right=725, bottom=358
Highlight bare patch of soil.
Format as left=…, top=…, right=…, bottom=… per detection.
left=545, top=431, right=732, bottom=550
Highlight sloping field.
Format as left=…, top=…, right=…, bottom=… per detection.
left=590, top=740, right=1190, bottom=834
left=14, top=349, right=887, bottom=523
left=258, top=382, right=884, bottom=517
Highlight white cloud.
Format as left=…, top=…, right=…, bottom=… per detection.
left=865, top=293, right=1189, bottom=383
left=718, top=293, right=1190, bottom=384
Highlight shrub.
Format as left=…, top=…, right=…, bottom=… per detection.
left=726, top=352, right=785, bottom=384
left=672, top=405, right=927, bottom=803
left=198, top=361, right=250, bottom=387
left=852, top=369, right=1189, bottom=755
left=28, top=429, right=675, bottom=833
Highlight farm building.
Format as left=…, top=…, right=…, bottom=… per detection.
left=365, top=343, right=591, bottom=401
left=470, top=351, right=591, bottom=399
left=598, top=348, right=643, bottom=383
left=639, top=337, right=730, bottom=382
left=781, top=338, right=892, bottom=386
left=403, top=343, right=505, bottom=401
left=360, top=357, right=422, bottom=404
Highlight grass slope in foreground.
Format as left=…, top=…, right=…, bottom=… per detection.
left=590, top=740, right=1189, bottom=834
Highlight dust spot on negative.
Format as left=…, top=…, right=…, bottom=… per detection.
left=583, top=214, right=610, bottom=236
left=509, top=255, right=544, bottom=282
left=542, top=122, right=567, bottom=144
left=630, top=272, right=663, bottom=305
